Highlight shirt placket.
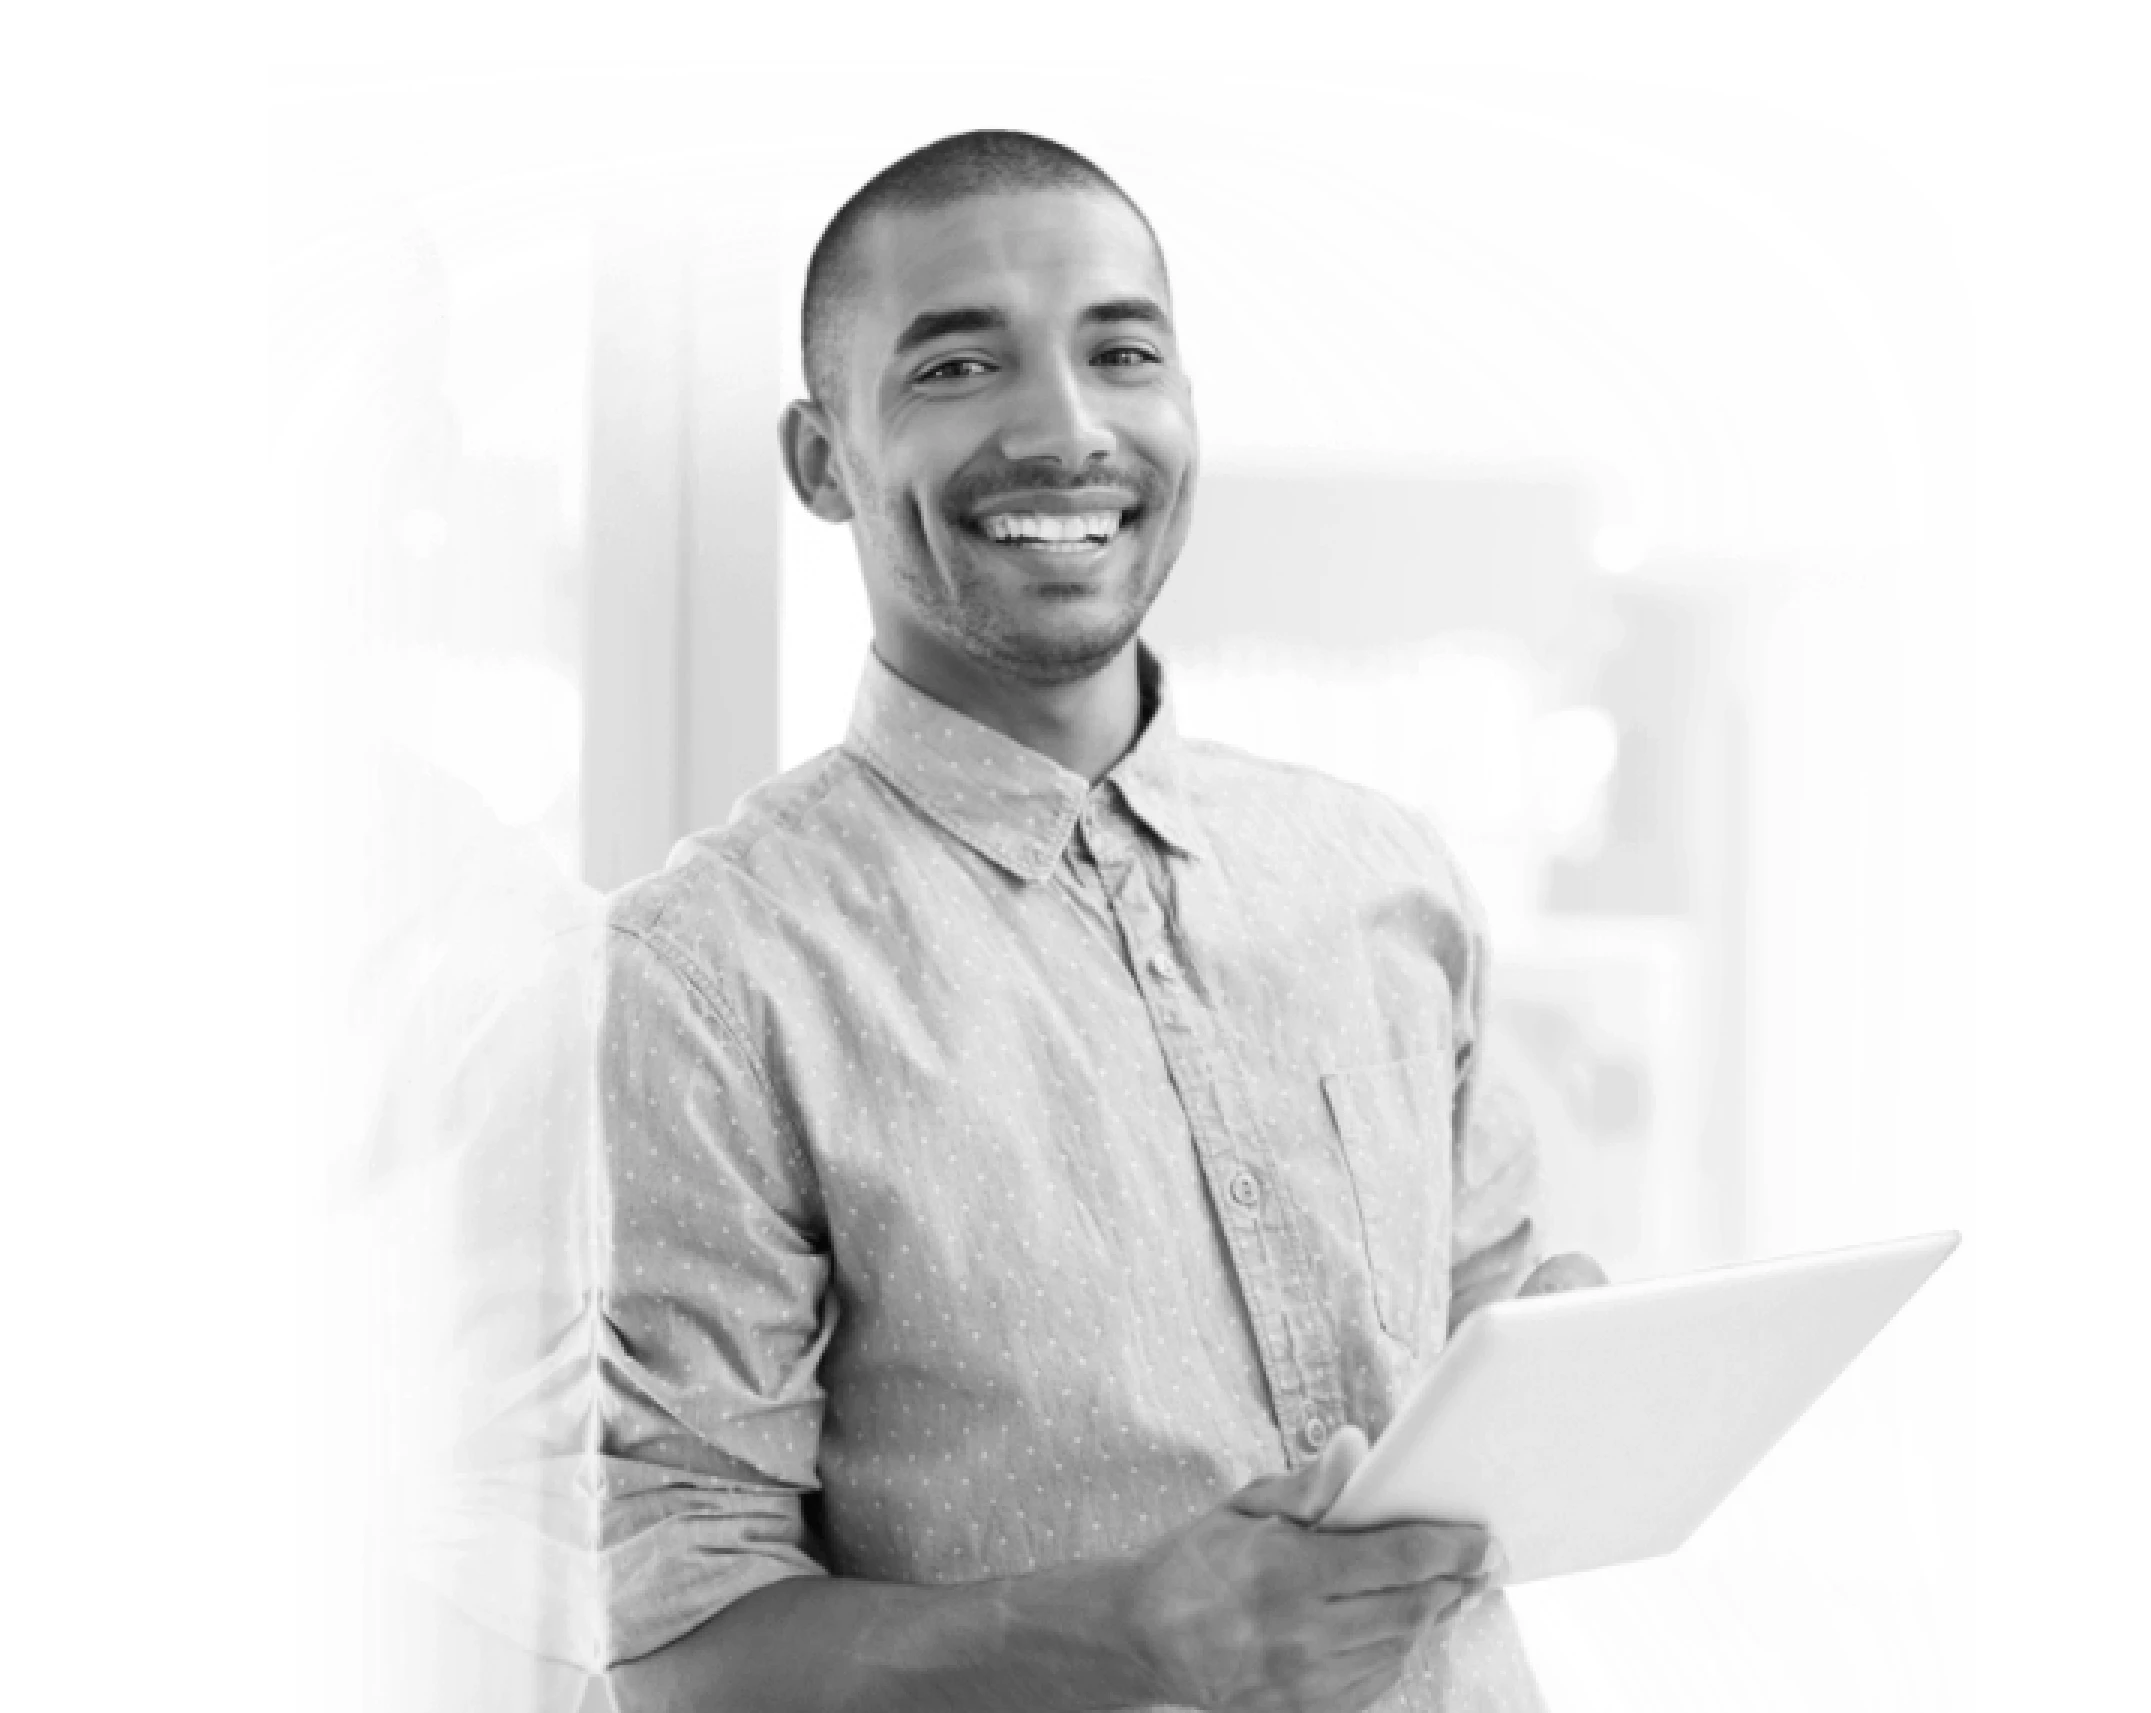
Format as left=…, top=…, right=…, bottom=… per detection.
left=1077, top=792, right=1346, bottom=1462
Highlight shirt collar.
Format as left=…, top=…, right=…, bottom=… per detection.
left=844, top=643, right=1210, bottom=883
left=1108, top=650, right=1213, bottom=865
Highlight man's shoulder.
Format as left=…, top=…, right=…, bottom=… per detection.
left=1176, top=734, right=1464, bottom=877
left=1177, top=733, right=1406, bottom=810
left=607, top=745, right=886, bottom=950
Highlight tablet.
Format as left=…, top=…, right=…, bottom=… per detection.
left=1315, top=1230, right=1960, bottom=1583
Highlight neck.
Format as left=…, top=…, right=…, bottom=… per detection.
left=872, top=627, right=1144, bottom=783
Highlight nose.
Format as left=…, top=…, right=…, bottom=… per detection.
left=996, top=354, right=1116, bottom=470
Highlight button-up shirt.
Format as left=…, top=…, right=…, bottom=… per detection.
left=598, top=646, right=1548, bottom=1710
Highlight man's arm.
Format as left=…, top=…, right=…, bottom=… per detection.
left=596, top=923, right=840, bottom=1665
left=1450, top=1221, right=1610, bottom=1329
left=1445, top=1056, right=1608, bottom=1329
left=596, top=928, right=1176, bottom=1713
left=1445, top=1024, right=1558, bottom=1334
left=607, top=1556, right=1152, bottom=1713
left=1421, top=812, right=1608, bottom=1329
left=609, top=1428, right=1494, bottom=1713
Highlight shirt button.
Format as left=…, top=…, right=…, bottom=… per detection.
left=1148, top=950, right=1178, bottom=983
left=1227, top=1170, right=1261, bottom=1209
left=1303, top=1417, right=1330, bottom=1452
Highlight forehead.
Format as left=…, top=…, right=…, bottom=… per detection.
left=849, top=189, right=1169, bottom=349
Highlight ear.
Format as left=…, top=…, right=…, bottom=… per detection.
left=779, top=399, right=856, bottom=523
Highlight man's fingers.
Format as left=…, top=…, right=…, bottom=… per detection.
left=1230, top=1423, right=1369, bottom=1524
left=1517, top=1251, right=1610, bottom=1298
left=1297, top=1423, right=1369, bottom=1523
left=1322, top=1574, right=1473, bottom=1648
left=1315, top=1522, right=1492, bottom=1594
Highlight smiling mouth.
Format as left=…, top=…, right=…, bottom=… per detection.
left=967, top=510, right=1130, bottom=553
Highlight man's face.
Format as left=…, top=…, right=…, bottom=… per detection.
left=820, top=189, right=1199, bottom=687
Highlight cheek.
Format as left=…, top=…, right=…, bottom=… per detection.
left=904, top=494, right=958, bottom=558
left=886, top=488, right=975, bottom=586
left=1126, top=401, right=1199, bottom=493
left=883, top=465, right=951, bottom=538
left=1153, top=504, right=1197, bottom=573
left=860, top=478, right=927, bottom=544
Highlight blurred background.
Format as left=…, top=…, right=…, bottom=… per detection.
left=14, top=15, right=2146, bottom=1713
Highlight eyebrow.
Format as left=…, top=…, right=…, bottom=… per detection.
left=890, top=296, right=1173, bottom=360
left=1081, top=296, right=1170, bottom=331
left=892, top=306, right=1009, bottom=359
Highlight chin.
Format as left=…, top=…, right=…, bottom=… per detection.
left=971, top=610, right=1145, bottom=686
left=893, top=527, right=1168, bottom=685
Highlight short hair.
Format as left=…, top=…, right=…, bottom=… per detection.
left=801, top=129, right=1164, bottom=416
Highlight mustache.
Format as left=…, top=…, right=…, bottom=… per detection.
left=938, top=460, right=1166, bottom=520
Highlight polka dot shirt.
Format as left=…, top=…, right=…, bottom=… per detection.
left=597, top=645, right=1547, bottom=1709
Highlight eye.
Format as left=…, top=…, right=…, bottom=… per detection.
left=917, top=356, right=995, bottom=384
left=1096, top=345, right=1161, bottom=369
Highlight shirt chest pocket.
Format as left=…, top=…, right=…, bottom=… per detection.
left=1320, top=1053, right=1455, bottom=1353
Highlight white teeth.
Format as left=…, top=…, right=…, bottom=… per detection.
left=978, top=511, right=1123, bottom=546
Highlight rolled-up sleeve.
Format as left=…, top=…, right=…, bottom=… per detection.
left=1447, top=1039, right=1543, bottom=1321
left=1404, top=811, right=1544, bottom=1327
left=596, top=923, right=835, bottom=1667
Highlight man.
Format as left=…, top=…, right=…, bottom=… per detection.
left=598, top=130, right=1606, bottom=1713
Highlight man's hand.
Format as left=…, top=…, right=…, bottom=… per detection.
left=1516, top=1251, right=1609, bottom=1298
left=1117, top=1426, right=1495, bottom=1713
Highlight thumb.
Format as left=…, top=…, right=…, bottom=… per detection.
left=1230, top=1424, right=1370, bottom=1525
left=1518, top=1251, right=1610, bottom=1298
